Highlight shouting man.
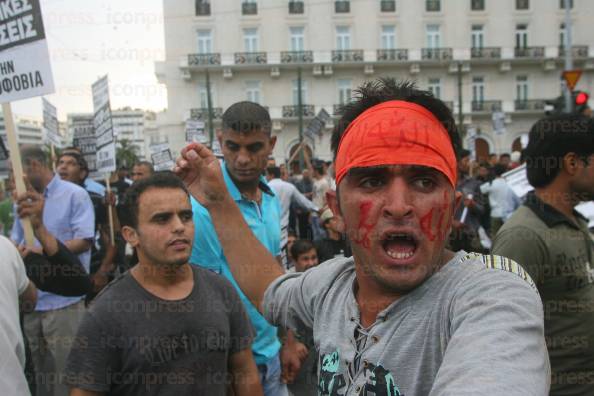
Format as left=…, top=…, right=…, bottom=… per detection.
left=175, top=79, right=549, bottom=395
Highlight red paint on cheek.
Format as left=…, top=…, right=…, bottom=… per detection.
left=421, top=191, right=453, bottom=242
left=352, top=201, right=375, bottom=249
left=420, top=208, right=436, bottom=241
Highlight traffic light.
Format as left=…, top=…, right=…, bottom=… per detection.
left=574, top=91, right=590, bottom=114
left=544, top=91, right=590, bottom=115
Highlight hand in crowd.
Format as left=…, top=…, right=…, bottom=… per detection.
left=280, top=338, right=309, bottom=384
left=174, top=143, right=229, bottom=208
left=15, top=186, right=44, bottom=230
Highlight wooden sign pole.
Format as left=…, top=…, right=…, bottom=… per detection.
left=3, top=102, right=35, bottom=246
left=105, top=176, right=115, bottom=245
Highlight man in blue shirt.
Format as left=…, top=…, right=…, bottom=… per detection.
left=11, top=145, right=95, bottom=396
left=190, top=102, right=304, bottom=395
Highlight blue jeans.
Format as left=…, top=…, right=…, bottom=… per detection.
left=258, top=353, right=288, bottom=396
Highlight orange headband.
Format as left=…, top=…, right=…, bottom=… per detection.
left=334, top=100, right=457, bottom=188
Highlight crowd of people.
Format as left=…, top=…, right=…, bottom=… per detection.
left=0, top=77, right=593, bottom=396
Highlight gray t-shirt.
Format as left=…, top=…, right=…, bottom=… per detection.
left=65, top=265, right=253, bottom=396
left=264, top=251, right=550, bottom=395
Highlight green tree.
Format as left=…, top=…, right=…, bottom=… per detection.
left=116, top=139, right=139, bottom=169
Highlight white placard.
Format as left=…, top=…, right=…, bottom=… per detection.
left=211, top=138, right=222, bottom=158
left=0, top=1, right=54, bottom=103
left=185, top=119, right=207, bottom=143
left=501, top=164, right=533, bottom=199
left=92, top=76, right=116, bottom=173
left=492, top=111, right=506, bottom=136
left=42, top=97, right=60, bottom=147
left=575, top=202, right=594, bottom=229
left=151, top=149, right=174, bottom=171
left=72, top=115, right=96, bottom=173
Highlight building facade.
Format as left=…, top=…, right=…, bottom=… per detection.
left=156, top=0, right=594, bottom=162
left=66, top=109, right=157, bottom=161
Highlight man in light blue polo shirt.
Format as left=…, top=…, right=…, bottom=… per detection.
left=190, top=102, right=299, bottom=395
left=11, top=145, right=94, bottom=396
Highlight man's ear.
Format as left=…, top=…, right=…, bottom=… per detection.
left=269, top=135, right=277, bottom=151
left=326, top=189, right=345, bottom=233
left=453, top=190, right=463, bottom=213
left=121, top=225, right=140, bottom=247
left=562, top=152, right=580, bottom=176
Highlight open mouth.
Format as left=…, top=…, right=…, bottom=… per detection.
left=382, top=232, right=418, bottom=261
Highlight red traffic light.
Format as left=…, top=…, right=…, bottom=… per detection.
left=575, top=91, right=589, bottom=105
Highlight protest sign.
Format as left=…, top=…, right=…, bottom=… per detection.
left=0, top=0, right=54, bottom=104
left=1, top=0, right=55, bottom=245
left=501, top=164, right=533, bottom=199
left=304, top=108, right=330, bottom=140
left=92, top=76, right=116, bottom=174
left=185, top=119, right=207, bottom=143
left=71, top=114, right=96, bottom=173
left=151, top=148, right=175, bottom=171
left=42, top=97, right=60, bottom=147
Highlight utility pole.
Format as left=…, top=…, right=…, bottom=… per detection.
left=457, top=62, right=464, bottom=139
left=205, top=68, right=215, bottom=146
left=297, top=66, right=304, bottom=170
left=563, top=0, right=573, bottom=113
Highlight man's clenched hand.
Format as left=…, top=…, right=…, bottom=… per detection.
left=174, top=143, right=230, bottom=209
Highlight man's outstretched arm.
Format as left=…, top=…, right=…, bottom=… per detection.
left=174, top=143, right=284, bottom=312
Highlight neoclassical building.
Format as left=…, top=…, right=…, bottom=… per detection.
left=155, top=0, right=594, bottom=161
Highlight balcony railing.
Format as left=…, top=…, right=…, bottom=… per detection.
left=242, top=2, right=257, bottom=15
left=421, top=48, right=452, bottom=61
left=234, top=52, right=267, bottom=64
left=381, top=0, right=396, bottom=12
left=188, top=53, right=221, bottom=66
left=471, top=47, right=501, bottom=59
left=281, top=51, right=313, bottom=63
left=332, top=49, right=364, bottom=62
left=190, top=107, right=223, bottom=120
left=377, top=49, right=408, bottom=61
left=195, top=1, right=210, bottom=16
left=282, top=105, right=315, bottom=118
left=335, top=1, right=350, bottom=13
left=289, top=1, right=304, bottom=14
left=514, top=46, right=545, bottom=58
left=514, top=99, right=546, bottom=111
left=472, top=100, right=502, bottom=112
left=559, top=45, right=589, bottom=58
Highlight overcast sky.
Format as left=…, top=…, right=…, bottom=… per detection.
left=11, top=0, right=166, bottom=121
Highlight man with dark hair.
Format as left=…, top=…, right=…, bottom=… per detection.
left=176, top=78, right=549, bottom=394
left=450, top=148, right=487, bottom=252
left=65, top=172, right=262, bottom=396
left=131, top=161, right=154, bottom=182
left=188, top=101, right=295, bottom=395
left=499, top=152, right=511, bottom=170
left=56, top=151, right=117, bottom=297
left=492, top=114, right=594, bottom=396
left=479, top=163, right=520, bottom=237
left=11, top=145, right=95, bottom=396
left=62, top=146, right=106, bottom=196
left=289, top=239, right=319, bottom=273
left=266, top=166, right=318, bottom=269
left=315, top=207, right=352, bottom=263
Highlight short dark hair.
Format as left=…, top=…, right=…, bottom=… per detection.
left=21, top=145, right=47, bottom=167
left=222, top=101, right=271, bottom=135
left=58, top=152, right=87, bottom=170
left=459, top=149, right=472, bottom=159
left=499, top=153, right=511, bottom=160
left=331, top=78, right=461, bottom=161
left=266, top=166, right=281, bottom=179
left=134, top=161, right=154, bottom=173
left=119, top=172, right=189, bottom=229
left=524, top=114, right=594, bottom=188
left=290, top=239, right=315, bottom=260
left=493, top=163, right=507, bottom=177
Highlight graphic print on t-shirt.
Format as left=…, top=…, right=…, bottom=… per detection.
left=318, top=349, right=402, bottom=395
